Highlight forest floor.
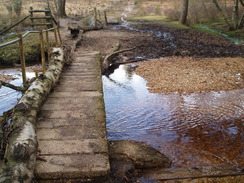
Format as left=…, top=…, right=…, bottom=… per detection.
left=78, top=22, right=244, bottom=94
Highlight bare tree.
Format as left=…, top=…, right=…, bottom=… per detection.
left=179, top=0, right=189, bottom=25
left=232, top=0, right=239, bottom=29
left=212, top=0, right=232, bottom=29
left=56, top=0, right=67, bottom=17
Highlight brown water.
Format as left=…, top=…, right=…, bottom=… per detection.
left=103, top=65, right=244, bottom=170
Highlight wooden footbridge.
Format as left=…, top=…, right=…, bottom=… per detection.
left=35, top=51, right=110, bottom=182
left=0, top=12, right=110, bottom=182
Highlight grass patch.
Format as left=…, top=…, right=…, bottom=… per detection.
left=192, top=21, right=244, bottom=44
left=128, top=15, right=189, bottom=29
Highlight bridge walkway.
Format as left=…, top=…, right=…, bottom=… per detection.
left=35, top=51, right=110, bottom=182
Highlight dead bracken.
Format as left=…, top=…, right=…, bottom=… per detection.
left=136, top=57, right=244, bottom=94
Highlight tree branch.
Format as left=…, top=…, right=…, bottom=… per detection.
left=0, top=81, right=26, bottom=92
left=102, top=45, right=136, bottom=73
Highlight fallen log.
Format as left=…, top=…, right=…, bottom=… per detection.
left=0, top=48, right=64, bottom=183
left=102, top=45, right=136, bottom=73
left=68, top=20, right=103, bottom=37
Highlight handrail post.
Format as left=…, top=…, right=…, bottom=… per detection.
left=18, top=34, right=27, bottom=84
left=30, top=7, right=34, bottom=30
left=54, top=27, right=58, bottom=47
left=104, top=11, right=108, bottom=27
left=94, top=7, right=97, bottom=28
left=39, top=30, right=46, bottom=72
left=45, top=30, right=51, bottom=61
left=57, top=26, right=62, bottom=46
left=45, top=8, right=53, bottom=29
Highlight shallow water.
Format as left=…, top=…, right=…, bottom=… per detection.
left=0, top=69, right=35, bottom=115
left=103, top=65, right=244, bottom=168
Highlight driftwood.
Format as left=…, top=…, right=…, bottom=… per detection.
left=0, top=48, right=64, bottom=183
left=102, top=43, right=136, bottom=73
left=68, top=20, right=103, bottom=37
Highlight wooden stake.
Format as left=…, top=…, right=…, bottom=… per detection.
left=18, top=34, right=27, bottom=84
left=45, top=8, right=53, bottom=29
left=29, top=7, right=34, bottom=30
left=104, top=11, right=108, bottom=27
left=98, top=10, right=101, bottom=20
left=94, top=7, right=97, bottom=28
left=39, top=30, right=46, bottom=72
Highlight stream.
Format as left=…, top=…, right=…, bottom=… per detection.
left=0, top=3, right=243, bottom=181
left=0, top=69, right=35, bottom=115
left=103, top=64, right=244, bottom=182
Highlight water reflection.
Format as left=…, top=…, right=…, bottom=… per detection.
left=103, top=65, right=244, bottom=168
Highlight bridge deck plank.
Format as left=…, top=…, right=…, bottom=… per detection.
left=35, top=52, right=110, bottom=181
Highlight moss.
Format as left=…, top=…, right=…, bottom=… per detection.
left=192, top=23, right=244, bottom=44
left=0, top=33, right=41, bottom=66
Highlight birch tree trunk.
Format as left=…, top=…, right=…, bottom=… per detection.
left=0, top=48, right=64, bottom=183
left=179, top=0, right=189, bottom=25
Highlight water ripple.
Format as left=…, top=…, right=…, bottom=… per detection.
left=103, top=65, right=244, bottom=167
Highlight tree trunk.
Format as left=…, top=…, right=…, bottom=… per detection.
left=56, top=0, right=66, bottom=18
left=46, top=0, right=50, bottom=9
left=0, top=48, right=64, bottom=183
left=238, top=11, right=244, bottom=28
left=232, top=0, right=239, bottom=30
left=212, top=0, right=233, bottom=30
left=179, top=0, right=189, bottom=25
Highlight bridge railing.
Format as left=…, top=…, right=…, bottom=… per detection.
left=0, top=9, right=62, bottom=84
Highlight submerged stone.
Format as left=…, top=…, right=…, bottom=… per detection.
left=109, top=140, right=172, bottom=169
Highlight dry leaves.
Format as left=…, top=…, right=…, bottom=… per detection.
left=136, top=57, right=244, bottom=94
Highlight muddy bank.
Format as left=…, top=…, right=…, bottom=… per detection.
left=136, top=57, right=244, bottom=94
left=78, top=22, right=244, bottom=64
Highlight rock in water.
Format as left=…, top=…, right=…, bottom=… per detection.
left=109, top=140, right=172, bottom=169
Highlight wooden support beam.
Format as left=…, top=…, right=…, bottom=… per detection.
left=29, top=16, right=51, bottom=20
left=54, top=28, right=58, bottom=47
left=39, top=30, right=46, bottom=72
left=18, top=34, right=27, bottom=84
left=30, top=7, right=34, bottom=30
left=45, top=30, right=51, bottom=61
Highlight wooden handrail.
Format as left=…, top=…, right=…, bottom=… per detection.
left=0, top=7, right=62, bottom=84
left=0, top=15, right=30, bottom=35
left=0, top=27, right=61, bottom=84
left=29, top=9, right=51, bottom=13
